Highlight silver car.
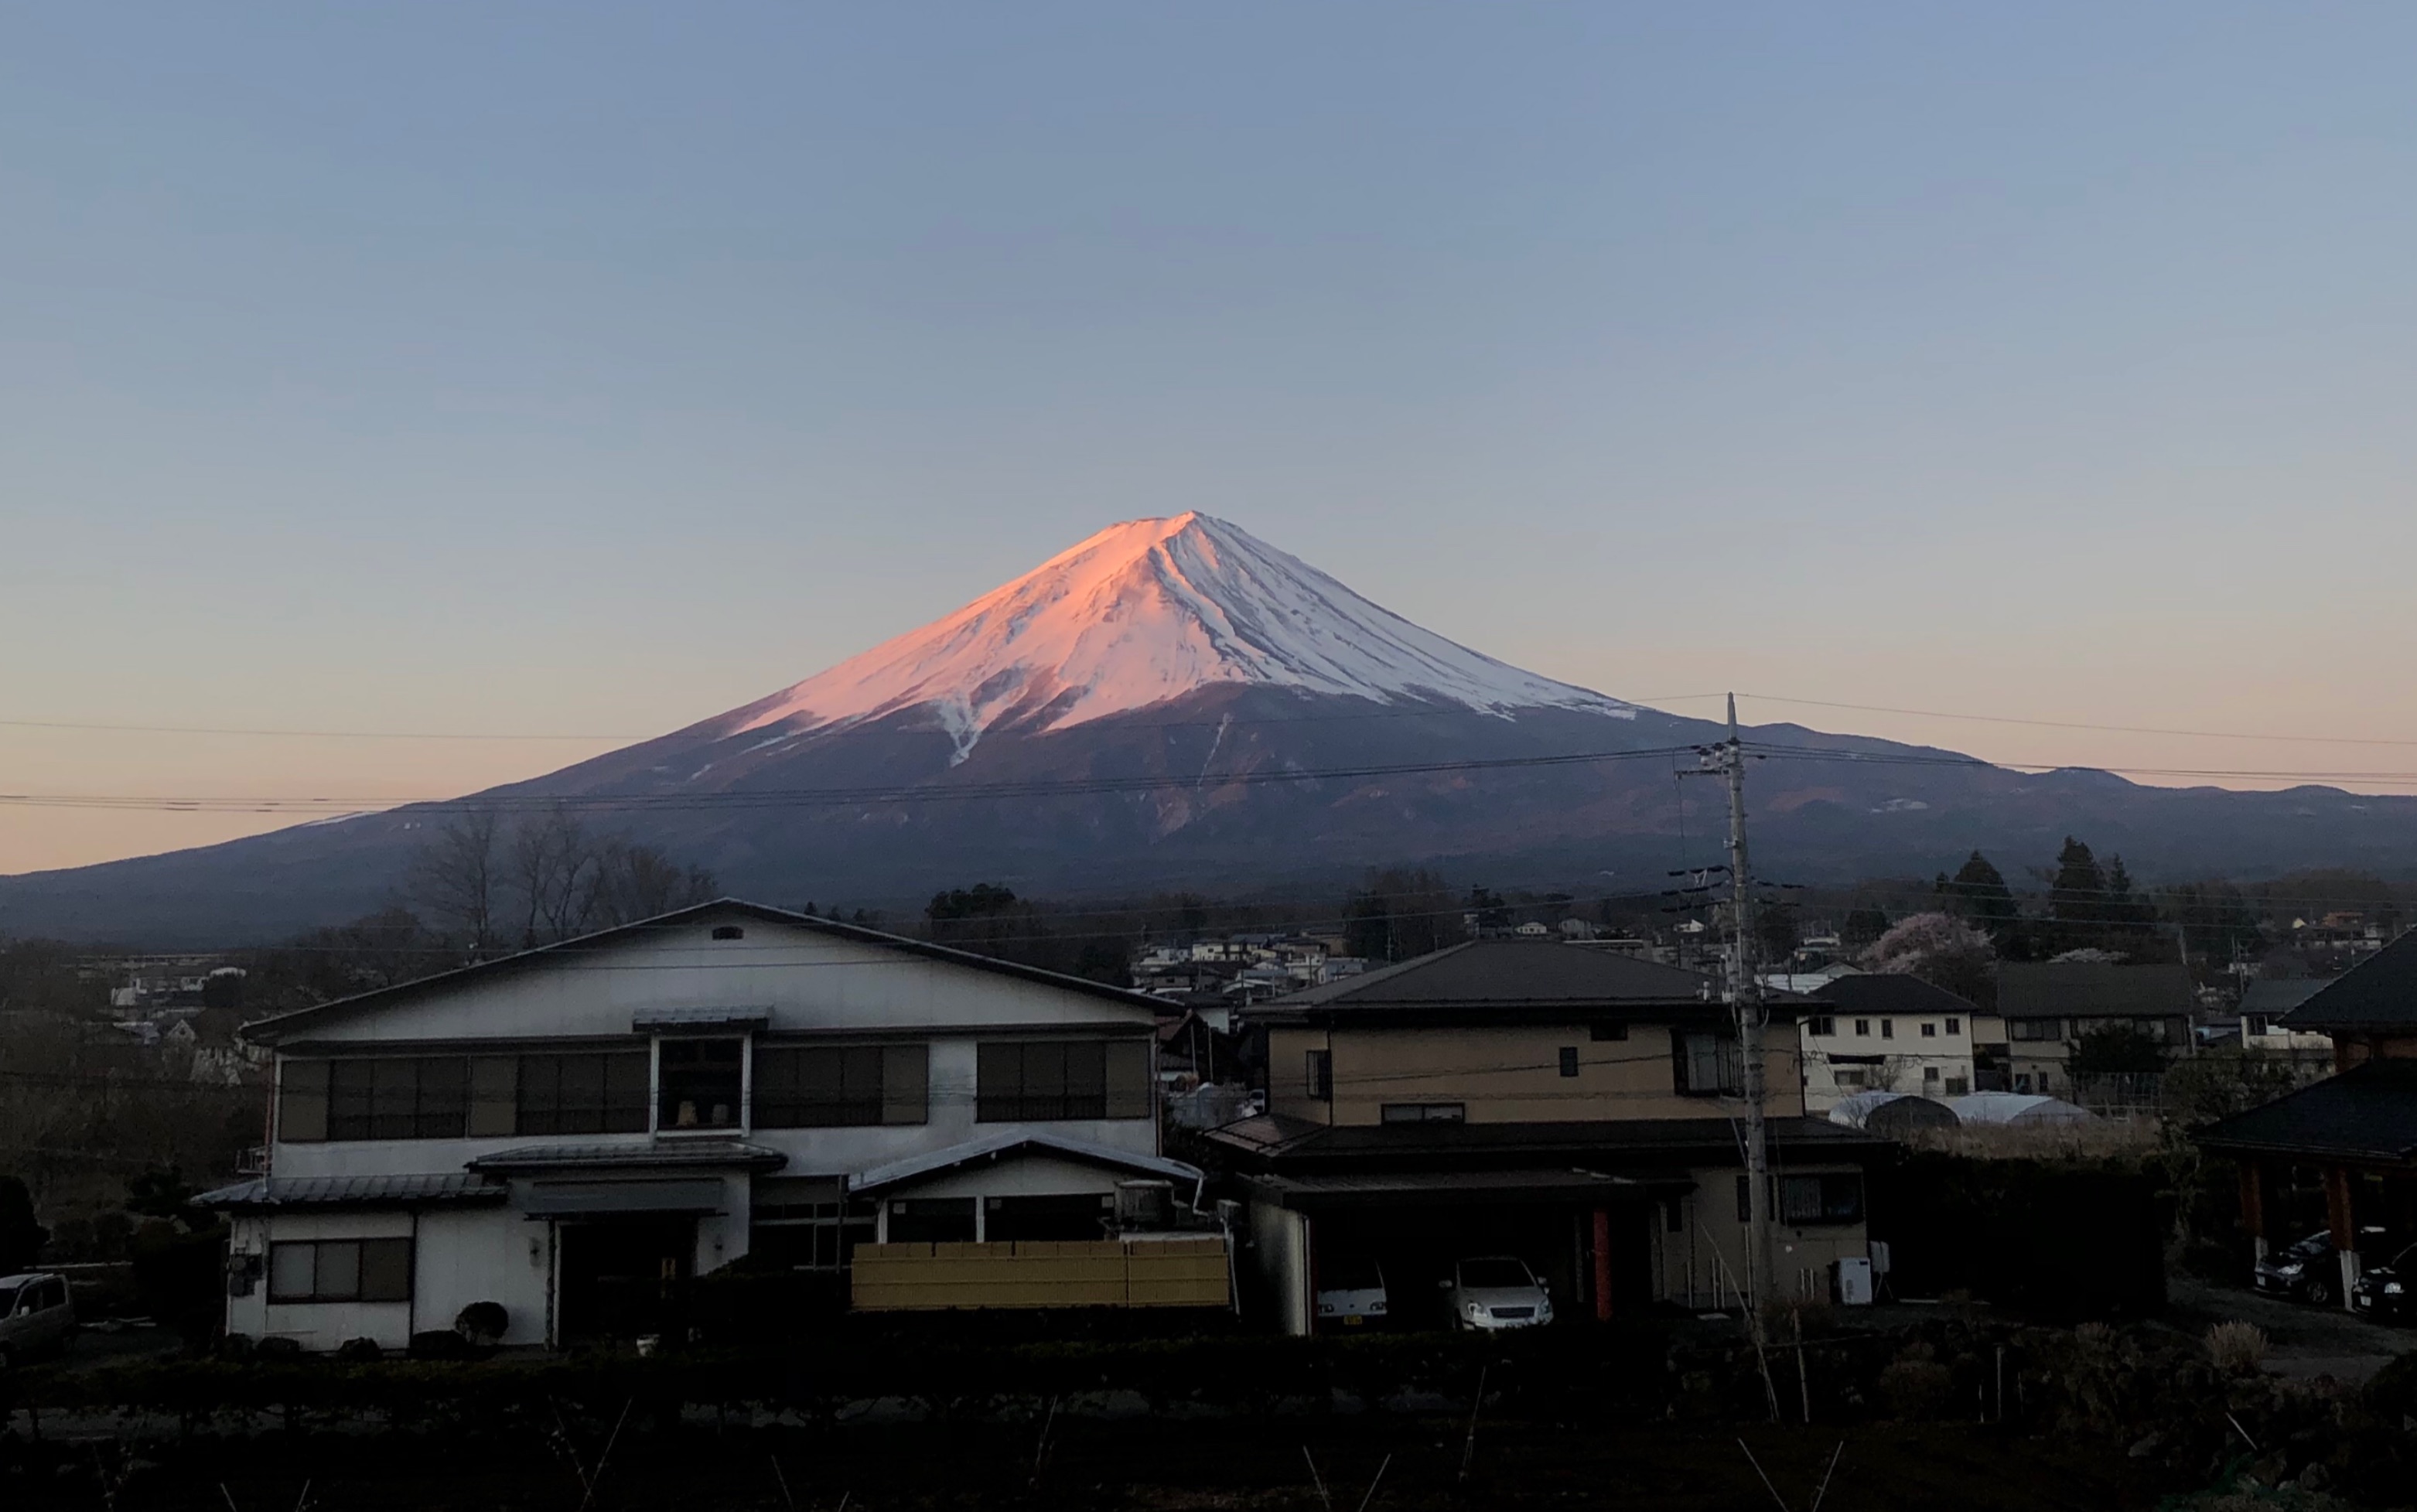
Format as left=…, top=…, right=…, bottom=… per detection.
left=0, top=1272, right=77, bottom=1368
left=1444, top=1255, right=1553, bottom=1332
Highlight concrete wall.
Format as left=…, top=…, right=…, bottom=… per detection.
left=1266, top=1023, right=1804, bottom=1126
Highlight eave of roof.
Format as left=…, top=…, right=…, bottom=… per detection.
left=848, top=1129, right=1202, bottom=1194
left=240, top=898, right=1160, bottom=1045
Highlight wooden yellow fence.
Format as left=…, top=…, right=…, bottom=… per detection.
left=850, top=1237, right=1230, bottom=1310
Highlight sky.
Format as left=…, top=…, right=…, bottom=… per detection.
left=6, top=4, right=2417, bottom=875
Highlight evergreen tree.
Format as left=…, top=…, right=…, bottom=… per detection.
left=2048, top=837, right=2108, bottom=948
left=1841, top=906, right=1892, bottom=951
left=1938, top=850, right=2020, bottom=938
left=2101, top=855, right=2158, bottom=937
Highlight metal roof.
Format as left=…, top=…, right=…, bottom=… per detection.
left=240, top=899, right=1160, bottom=1044
left=2197, top=1060, right=2417, bottom=1163
left=849, top=1129, right=1201, bottom=1194
left=466, top=1139, right=787, bottom=1174
left=193, top=1173, right=507, bottom=1210
left=1242, top=1166, right=1692, bottom=1212
left=2282, top=932, right=2417, bottom=1029
left=1813, top=974, right=1980, bottom=1017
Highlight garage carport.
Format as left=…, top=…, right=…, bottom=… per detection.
left=1241, top=1168, right=1688, bottom=1334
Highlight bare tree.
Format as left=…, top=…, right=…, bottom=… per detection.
left=513, top=806, right=605, bottom=947
left=589, top=839, right=719, bottom=929
left=407, top=808, right=507, bottom=961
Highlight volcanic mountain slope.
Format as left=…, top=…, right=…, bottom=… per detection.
left=8, top=513, right=2417, bottom=945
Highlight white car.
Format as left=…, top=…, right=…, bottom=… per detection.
left=1444, top=1255, right=1552, bottom=1332
left=0, top=1272, right=77, bottom=1368
left=1315, top=1257, right=1389, bottom=1329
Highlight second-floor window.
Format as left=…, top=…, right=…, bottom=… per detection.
left=1672, top=1032, right=1743, bottom=1097
left=659, top=1038, right=745, bottom=1131
left=2009, top=1019, right=2062, bottom=1042
left=1807, top=1016, right=1836, bottom=1037
left=977, top=1039, right=1151, bottom=1122
left=753, top=1044, right=928, bottom=1127
left=282, top=1051, right=651, bottom=1142
left=1306, top=1049, right=1333, bottom=1101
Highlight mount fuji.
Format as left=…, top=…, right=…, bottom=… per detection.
left=9, top=513, right=2417, bottom=944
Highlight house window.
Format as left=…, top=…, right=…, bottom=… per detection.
left=751, top=1186, right=879, bottom=1271
left=753, top=1044, right=928, bottom=1128
left=1945, top=1018, right=1961, bottom=1036
left=712, top=925, right=746, bottom=940
left=1853, top=1019, right=1870, bottom=1037
left=1558, top=1046, right=1580, bottom=1077
left=1590, top=1022, right=1629, bottom=1041
left=2009, top=1019, right=2061, bottom=1042
left=1674, top=1032, right=1743, bottom=1097
left=267, top=1238, right=412, bottom=1304
left=1833, top=1068, right=1869, bottom=1089
left=1778, top=1174, right=1866, bottom=1226
left=517, top=1052, right=651, bottom=1135
left=1920, top=1022, right=1937, bottom=1038
left=2244, top=1015, right=2272, bottom=1037
left=1944, top=1077, right=1969, bottom=1096
left=976, top=1039, right=1151, bottom=1122
left=1808, top=1015, right=1836, bottom=1037
left=324, top=1056, right=469, bottom=1142
left=1879, top=1020, right=1894, bottom=1039
left=2014, top=1073, right=2033, bottom=1094
left=1923, top=1066, right=1941, bottom=1084
left=1306, top=1049, right=1333, bottom=1101
left=1380, top=1103, right=1466, bottom=1123
left=658, top=1038, right=746, bottom=1130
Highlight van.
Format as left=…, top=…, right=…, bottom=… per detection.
left=0, top=1273, right=77, bottom=1367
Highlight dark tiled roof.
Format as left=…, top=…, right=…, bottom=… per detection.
left=1995, top=962, right=2194, bottom=1020
left=1203, top=1114, right=1886, bottom=1171
left=194, top=1173, right=507, bottom=1210
left=2195, top=1060, right=2417, bottom=1162
left=2239, top=978, right=2333, bottom=1016
left=1813, top=974, right=1979, bottom=1016
left=1243, top=1167, right=1694, bottom=1211
left=2282, top=932, right=2417, bottom=1029
left=1256, top=941, right=1785, bottom=1027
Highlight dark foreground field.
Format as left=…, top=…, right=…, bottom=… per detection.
left=10, top=1416, right=2157, bottom=1512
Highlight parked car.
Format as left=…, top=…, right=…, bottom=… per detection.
left=2253, top=1230, right=2341, bottom=1305
left=2352, top=1244, right=2417, bottom=1323
left=0, top=1273, right=77, bottom=1368
left=1315, top=1257, right=1389, bottom=1329
left=1443, top=1255, right=1552, bottom=1332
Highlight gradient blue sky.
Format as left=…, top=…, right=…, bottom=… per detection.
left=8, top=4, right=2417, bottom=872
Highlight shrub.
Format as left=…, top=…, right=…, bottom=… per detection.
left=2205, top=1321, right=2268, bottom=1375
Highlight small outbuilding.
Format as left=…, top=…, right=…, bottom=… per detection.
left=1944, top=1092, right=2095, bottom=1126
left=1827, top=1090, right=1958, bottom=1138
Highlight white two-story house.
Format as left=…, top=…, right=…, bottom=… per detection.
left=198, top=899, right=1196, bottom=1352
left=1799, top=974, right=1978, bottom=1114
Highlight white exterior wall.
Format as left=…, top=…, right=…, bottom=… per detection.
left=266, top=915, right=1160, bottom=1186
left=1799, top=1013, right=1975, bottom=1115
left=234, top=906, right=1163, bottom=1350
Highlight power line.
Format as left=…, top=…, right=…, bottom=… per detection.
left=1737, top=694, right=2417, bottom=749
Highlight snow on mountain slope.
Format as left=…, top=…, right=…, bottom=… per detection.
left=717, top=513, right=1635, bottom=763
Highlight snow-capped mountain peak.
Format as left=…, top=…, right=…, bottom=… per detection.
left=720, top=513, right=1634, bottom=761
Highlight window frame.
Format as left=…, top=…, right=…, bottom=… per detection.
left=1672, top=1030, right=1743, bottom=1098
left=1558, top=1046, right=1580, bottom=1078
left=265, top=1237, right=414, bottom=1304
left=976, top=1039, right=1152, bottom=1123
left=753, top=1043, right=929, bottom=1128
left=1378, top=1102, right=1466, bottom=1124
left=1306, top=1048, right=1333, bottom=1102
left=1807, top=1015, right=1836, bottom=1038
left=657, top=1036, right=748, bottom=1133
left=1777, top=1173, right=1866, bottom=1227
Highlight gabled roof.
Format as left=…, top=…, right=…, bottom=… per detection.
left=2194, top=1060, right=2417, bottom=1163
left=1812, top=974, right=1978, bottom=1017
left=2239, top=978, right=2333, bottom=1017
left=848, top=1129, right=1201, bottom=1193
left=2282, top=931, right=2417, bottom=1029
left=1995, top=961, right=2194, bottom=1020
left=1254, top=940, right=1774, bottom=1025
left=241, top=898, right=1158, bottom=1045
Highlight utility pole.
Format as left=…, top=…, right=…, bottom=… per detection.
left=1701, top=695, right=1777, bottom=1380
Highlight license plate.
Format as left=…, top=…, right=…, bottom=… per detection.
left=1343, top=1315, right=1364, bottom=1326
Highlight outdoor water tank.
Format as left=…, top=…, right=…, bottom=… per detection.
left=1835, top=1256, right=1874, bottom=1306
left=1115, top=1179, right=1175, bottom=1231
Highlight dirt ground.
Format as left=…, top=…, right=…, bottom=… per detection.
left=2169, top=1274, right=2417, bottom=1384
left=9, top=1417, right=2165, bottom=1511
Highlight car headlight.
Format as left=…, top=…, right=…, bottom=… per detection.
left=1463, top=1301, right=1485, bottom=1319
left=2385, top=1282, right=2404, bottom=1295
left=2275, top=1264, right=2303, bottom=1276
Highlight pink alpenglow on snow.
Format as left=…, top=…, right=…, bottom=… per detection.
left=719, top=513, right=1636, bottom=764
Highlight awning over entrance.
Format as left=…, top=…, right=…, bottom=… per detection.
left=466, top=1139, right=787, bottom=1175
left=1242, top=1166, right=1690, bottom=1212
left=521, top=1179, right=728, bottom=1217
left=848, top=1129, right=1201, bottom=1196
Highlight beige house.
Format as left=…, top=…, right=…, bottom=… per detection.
left=1210, top=941, right=1886, bottom=1335
left=1980, top=961, right=2195, bottom=1097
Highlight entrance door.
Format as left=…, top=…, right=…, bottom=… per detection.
left=558, top=1220, right=695, bottom=1344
